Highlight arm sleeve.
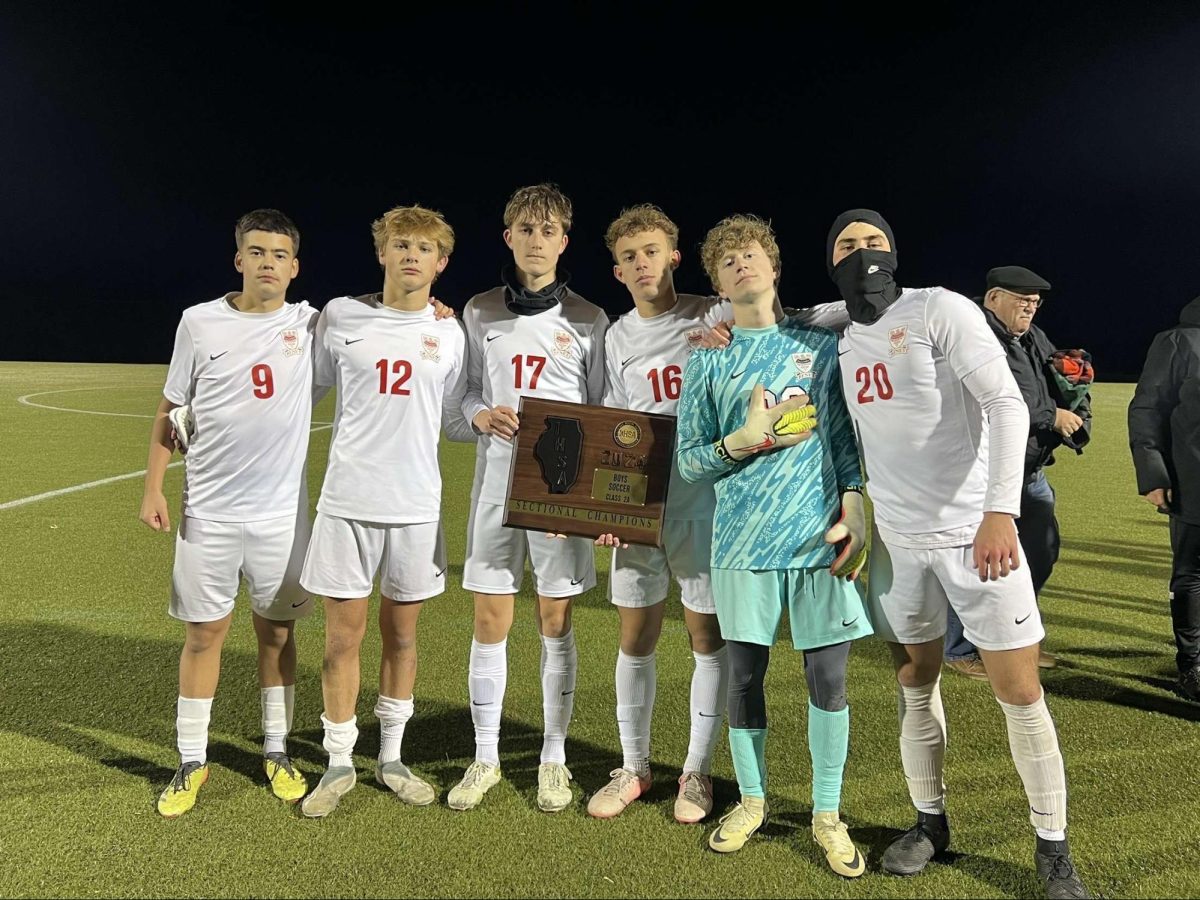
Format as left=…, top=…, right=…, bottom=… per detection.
left=962, top=355, right=1028, bottom=516
left=819, top=340, right=864, bottom=489
left=925, top=290, right=1006, bottom=383
left=312, top=306, right=336, bottom=389
left=601, top=329, right=630, bottom=409
left=585, top=311, right=609, bottom=405
left=791, top=301, right=850, bottom=335
left=459, top=301, right=489, bottom=426
left=676, top=352, right=736, bottom=483
left=440, top=326, right=476, bottom=443
left=1128, top=331, right=1181, bottom=494
left=702, top=297, right=734, bottom=328
left=162, top=317, right=196, bottom=406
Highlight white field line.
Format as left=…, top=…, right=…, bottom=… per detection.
left=6, top=384, right=333, bottom=510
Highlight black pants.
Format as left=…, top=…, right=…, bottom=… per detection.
left=1168, top=518, right=1200, bottom=673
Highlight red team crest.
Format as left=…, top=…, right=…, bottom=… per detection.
left=685, top=328, right=706, bottom=350
left=281, top=329, right=302, bottom=357
left=552, top=329, right=574, bottom=359
left=888, top=325, right=909, bottom=356
left=792, top=352, right=814, bottom=377
left=420, top=333, right=441, bottom=362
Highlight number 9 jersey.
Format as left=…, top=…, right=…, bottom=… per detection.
left=163, top=294, right=317, bottom=522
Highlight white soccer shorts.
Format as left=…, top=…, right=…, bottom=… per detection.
left=462, top=501, right=596, bottom=598
left=609, top=518, right=715, bottom=614
left=169, top=512, right=313, bottom=623
left=866, top=528, right=1045, bottom=651
left=300, top=513, right=447, bottom=603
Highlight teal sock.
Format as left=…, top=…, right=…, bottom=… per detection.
left=808, top=702, right=849, bottom=812
left=729, top=727, right=768, bottom=798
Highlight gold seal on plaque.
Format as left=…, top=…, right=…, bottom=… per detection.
left=613, top=421, right=642, bottom=449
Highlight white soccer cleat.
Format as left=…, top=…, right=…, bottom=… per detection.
left=537, top=762, right=574, bottom=813
left=447, top=761, right=502, bottom=811
left=375, top=760, right=436, bottom=806
left=168, top=405, right=195, bottom=452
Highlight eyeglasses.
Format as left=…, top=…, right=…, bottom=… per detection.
left=998, top=289, right=1043, bottom=308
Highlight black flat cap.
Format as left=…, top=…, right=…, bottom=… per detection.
left=987, top=265, right=1051, bottom=295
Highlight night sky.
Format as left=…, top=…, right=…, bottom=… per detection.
left=5, top=5, right=1200, bottom=379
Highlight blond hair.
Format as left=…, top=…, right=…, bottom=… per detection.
left=371, top=204, right=455, bottom=258
left=604, top=204, right=680, bottom=259
left=700, top=214, right=782, bottom=292
left=503, top=183, right=573, bottom=232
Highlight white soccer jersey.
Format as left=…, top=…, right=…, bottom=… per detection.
left=163, top=295, right=315, bottom=523
left=314, top=295, right=469, bottom=523
left=603, top=294, right=731, bottom=520
left=837, top=287, right=1008, bottom=541
left=461, top=287, right=608, bottom=505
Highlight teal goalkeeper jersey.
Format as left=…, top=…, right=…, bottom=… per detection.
left=676, top=317, right=863, bottom=570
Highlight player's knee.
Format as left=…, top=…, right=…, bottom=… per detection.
left=382, top=631, right=417, bottom=656
left=688, top=622, right=724, bottom=656
left=183, top=620, right=229, bottom=655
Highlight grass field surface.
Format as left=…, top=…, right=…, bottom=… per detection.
left=0, top=362, right=1194, bottom=898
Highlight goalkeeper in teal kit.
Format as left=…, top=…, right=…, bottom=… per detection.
left=677, top=215, right=870, bottom=876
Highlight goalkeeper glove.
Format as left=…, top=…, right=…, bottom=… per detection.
left=825, top=490, right=867, bottom=581
left=724, top=385, right=817, bottom=459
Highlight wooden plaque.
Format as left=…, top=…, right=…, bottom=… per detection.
left=502, top=397, right=677, bottom=547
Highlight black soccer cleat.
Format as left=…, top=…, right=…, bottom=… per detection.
left=1178, top=665, right=1200, bottom=703
left=1035, top=838, right=1091, bottom=899
left=881, top=811, right=950, bottom=875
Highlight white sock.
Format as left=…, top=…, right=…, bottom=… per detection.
left=176, top=696, right=212, bottom=766
left=997, top=690, right=1068, bottom=839
left=374, top=694, right=414, bottom=765
left=469, top=638, right=507, bottom=767
left=684, top=646, right=728, bottom=775
left=261, top=685, right=291, bottom=756
left=897, top=679, right=948, bottom=814
left=321, top=714, right=358, bottom=769
left=615, top=650, right=656, bottom=775
left=540, top=629, right=577, bottom=765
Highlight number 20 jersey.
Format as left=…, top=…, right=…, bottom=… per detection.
left=162, top=295, right=317, bottom=523
left=460, top=287, right=608, bottom=505
left=836, top=286, right=1007, bottom=539
left=603, top=294, right=731, bottom=520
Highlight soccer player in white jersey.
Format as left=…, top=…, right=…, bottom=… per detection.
left=448, top=184, right=608, bottom=813
left=298, top=205, right=473, bottom=819
left=582, top=204, right=730, bottom=824
left=139, top=209, right=314, bottom=817
left=829, top=209, right=1090, bottom=899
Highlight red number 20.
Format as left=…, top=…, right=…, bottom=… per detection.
left=855, top=363, right=894, bottom=404
left=251, top=364, right=274, bottom=399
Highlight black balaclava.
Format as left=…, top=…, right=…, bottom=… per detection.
left=826, top=208, right=901, bottom=325
left=502, top=264, right=571, bottom=316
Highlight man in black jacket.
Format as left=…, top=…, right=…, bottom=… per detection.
left=1129, top=295, right=1200, bottom=702
left=945, top=267, right=1093, bottom=679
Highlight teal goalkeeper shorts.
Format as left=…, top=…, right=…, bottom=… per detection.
left=710, top=566, right=874, bottom=649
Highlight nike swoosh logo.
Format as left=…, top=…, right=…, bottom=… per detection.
left=838, top=349, right=852, bottom=357
left=731, top=370, right=746, bottom=379
left=291, top=600, right=308, bottom=608
left=842, top=617, right=859, bottom=627
left=570, top=578, right=584, bottom=585
left=486, top=334, right=501, bottom=342
left=843, top=848, right=863, bottom=870
left=435, top=567, right=447, bottom=578
left=561, top=690, right=575, bottom=696
left=209, top=351, right=229, bottom=360
left=471, top=701, right=487, bottom=706
left=698, top=712, right=720, bottom=718
left=1016, top=613, right=1032, bottom=625
left=1030, top=806, right=1051, bottom=816
left=620, top=356, right=635, bottom=367
left=345, top=338, right=364, bottom=345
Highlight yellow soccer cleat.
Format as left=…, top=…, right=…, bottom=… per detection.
left=812, top=811, right=866, bottom=878
left=773, top=404, right=818, bottom=436
left=708, top=796, right=768, bottom=853
left=264, top=752, right=308, bottom=803
left=157, top=761, right=210, bottom=818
